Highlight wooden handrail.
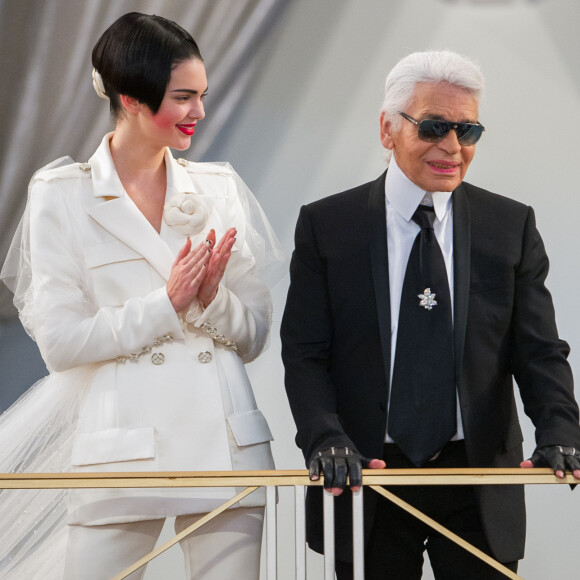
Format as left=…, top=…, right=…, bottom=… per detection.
left=0, top=467, right=576, bottom=489
left=2, top=468, right=574, bottom=579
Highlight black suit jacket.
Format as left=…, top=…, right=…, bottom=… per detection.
left=281, top=172, right=580, bottom=562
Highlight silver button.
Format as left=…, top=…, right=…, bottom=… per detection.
left=198, top=351, right=213, bottom=364
left=224, top=340, right=237, bottom=351
left=201, top=322, right=217, bottom=335
left=151, top=352, right=165, bottom=365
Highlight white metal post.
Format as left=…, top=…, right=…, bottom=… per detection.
left=323, top=491, right=335, bottom=580
left=294, top=486, right=306, bottom=580
left=352, top=489, right=364, bottom=579
left=266, top=485, right=277, bottom=580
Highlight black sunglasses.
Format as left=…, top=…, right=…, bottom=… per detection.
left=398, top=111, right=485, bottom=145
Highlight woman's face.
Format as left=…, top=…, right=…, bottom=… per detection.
left=139, top=58, right=207, bottom=151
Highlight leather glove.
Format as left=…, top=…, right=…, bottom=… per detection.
left=308, top=446, right=370, bottom=490
left=528, top=445, right=580, bottom=488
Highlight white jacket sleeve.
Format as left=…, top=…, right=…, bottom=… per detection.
left=27, top=178, right=184, bottom=373
left=183, top=170, right=273, bottom=363
left=187, top=253, right=272, bottom=363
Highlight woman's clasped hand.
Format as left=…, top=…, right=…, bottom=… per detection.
left=167, top=228, right=237, bottom=313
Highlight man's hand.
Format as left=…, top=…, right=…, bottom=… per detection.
left=520, top=445, right=580, bottom=480
left=308, top=447, right=386, bottom=496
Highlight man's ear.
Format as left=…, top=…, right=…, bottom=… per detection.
left=119, top=94, right=141, bottom=115
left=380, top=111, right=394, bottom=150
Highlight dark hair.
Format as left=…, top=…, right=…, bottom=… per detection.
left=92, top=12, right=202, bottom=116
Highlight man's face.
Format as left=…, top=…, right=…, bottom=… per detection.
left=380, top=82, right=479, bottom=192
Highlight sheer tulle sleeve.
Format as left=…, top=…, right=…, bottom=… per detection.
left=3, top=163, right=184, bottom=373
left=185, top=163, right=287, bottom=362
left=225, top=164, right=287, bottom=289
left=0, top=159, right=94, bottom=578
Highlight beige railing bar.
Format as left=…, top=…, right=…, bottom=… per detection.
left=0, top=468, right=574, bottom=580
left=370, top=485, right=523, bottom=580
left=0, top=467, right=576, bottom=489
left=112, top=486, right=259, bottom=580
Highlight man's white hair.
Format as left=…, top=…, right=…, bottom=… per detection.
left=380, top=50, right=484, bottom=163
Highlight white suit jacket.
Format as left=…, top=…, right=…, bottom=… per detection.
left=27, top=134, right=274, bottom=525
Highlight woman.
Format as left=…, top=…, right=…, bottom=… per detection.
left=0, top=12, right=284, bottom=580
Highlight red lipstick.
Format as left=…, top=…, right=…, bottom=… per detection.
left=177, top=124, right=196, bottom=136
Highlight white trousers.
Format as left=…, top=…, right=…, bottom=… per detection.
left=63, top=507, right=264, bottom=580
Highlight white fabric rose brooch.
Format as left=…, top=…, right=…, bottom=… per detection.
left=163, top=192, right=209, bottom=235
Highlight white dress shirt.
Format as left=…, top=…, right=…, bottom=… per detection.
left=384, top=155, right=464, bottom=443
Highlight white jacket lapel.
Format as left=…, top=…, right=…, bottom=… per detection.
left=86, top=133, right=175, bottom=281
left=87, top=197, right=174, bottom=281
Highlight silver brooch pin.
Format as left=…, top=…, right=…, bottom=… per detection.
left=418, top=288, right=437, bottom=310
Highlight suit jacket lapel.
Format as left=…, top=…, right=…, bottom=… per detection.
left=87, top=197, right=174, bottom=281
left=368, top=171, right=391, bottom=386
left=86, top=134, right=176, bottom=282
left=452, top=183, right=471, bottom=382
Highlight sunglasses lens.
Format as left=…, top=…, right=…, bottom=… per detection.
left=418, top=120, right=450, bottom=142
left=456, top=124, right=483, bottom=145
left=417, top=120, right=483, bottom=145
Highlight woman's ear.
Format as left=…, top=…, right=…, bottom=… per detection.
left=119, top=94, right=141, bottom=115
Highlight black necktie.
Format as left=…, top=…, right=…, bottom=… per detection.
left=388, top=204, right=456, bottom=467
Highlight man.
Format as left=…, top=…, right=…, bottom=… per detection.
left=281, top=50, right=580, bottom=579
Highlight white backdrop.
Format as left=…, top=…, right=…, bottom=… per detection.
left=208, top=0, right=580, bottom=578
left=0, top=0, right=578, bottom=578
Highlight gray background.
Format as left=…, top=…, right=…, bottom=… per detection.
left=0, top=0, right=578, bottom=578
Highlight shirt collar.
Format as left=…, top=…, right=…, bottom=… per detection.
left=385, top=155, right=452, bottom=222
left=88, top=133, right=125, bottom=198
left=88, top=132, right=196, bottom=198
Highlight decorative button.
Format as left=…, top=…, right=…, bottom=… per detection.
left=201, top=322, right=217, bottom=335
left=177, top=158, right=189, bottom=167
left=116, top=335, right=173, bottom=364
left=224, top=340, right=237, bottom=351
left=79, top=163, right=91, bottom=172
left=151, top=352, right=165, bottom=365
left=198, top=351, right=213, bottom=364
